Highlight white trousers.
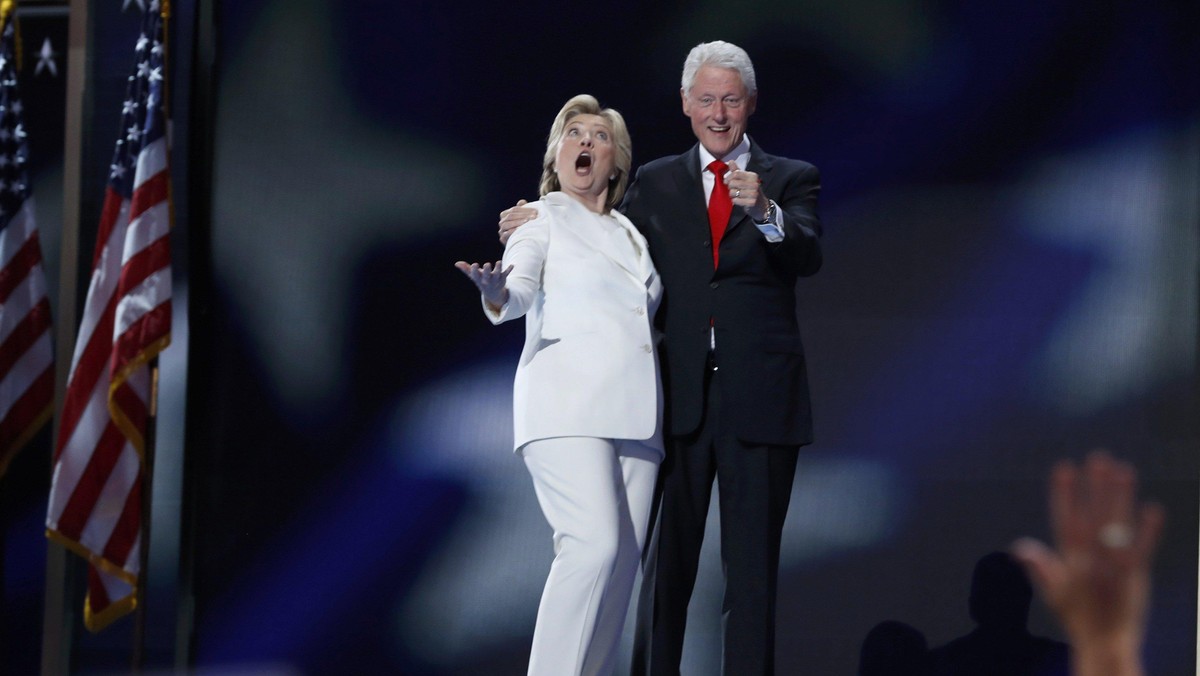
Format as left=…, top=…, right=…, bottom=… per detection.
left=522, top=436, right=662, bottom=676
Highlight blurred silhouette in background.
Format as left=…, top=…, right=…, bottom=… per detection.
left=930, top=551, right=1069, bottom=676
left=859, top=620, right=931, bottom=676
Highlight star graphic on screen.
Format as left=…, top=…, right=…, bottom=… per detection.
left=35, top=37, right=57, bottom=77
left=213, top=0, right=484, bottom=414
left=1017, top=131, right=1196, bottom=414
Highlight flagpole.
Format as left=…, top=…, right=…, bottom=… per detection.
left=0, top=0, right=10, bottom=641
left=131, top=359, right=159, bottom=671
left=133, top=0, right=169, bottom=666
left=42, top=0, right=89, bottom=670
left=176, top=0, right=215, bottom=665
left=0, top=1, right=12, bottom=649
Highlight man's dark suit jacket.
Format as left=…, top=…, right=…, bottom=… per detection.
left=621, top=140, right=822, bottom=447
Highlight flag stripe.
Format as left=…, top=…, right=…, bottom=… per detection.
left=0, top=327, right=52, bottom=424
left=0, top=262, right=48, bottom=345
left=0, top=232, right=43, bottom=302
left=90, top=188, right=127, bottom=271
left=0, top=363, right=53, bottom=443
left=54, top=421, right=128, bottom=539
left=110, top=379, right=149, bottom=451
left=115, top=236, right=170, bottom=322
left=0, top=368, right=52, bottom=475
left=71, top=191, right=128, bottom=370
left=78, top=442, right=139, bottom=562
left=133, top=136, right=167, bottom=188
left=87, top=566, right=114, bottom=610
left=47, top=379, right=110, bottom=522
left=128, top=165, right=168, bottom=225
left=101, top=473, right=141, bottom=563
left=0, top=297, right=51, bottom=380
left=114, top=299, right=170, bottom=376
left=0, top=203, right=33, bottom=268
left=52, top=291, right=119, bottom=461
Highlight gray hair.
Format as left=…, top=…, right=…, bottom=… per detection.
left=540, top=94, right=633, bottom=212
left=681, top=41, right=757, bottom=96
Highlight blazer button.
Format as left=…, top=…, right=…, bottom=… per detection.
left=702, top=240, right=710, bottom=247
left=710, top=282, right=719, bottom=289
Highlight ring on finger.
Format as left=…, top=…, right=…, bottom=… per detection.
left=734, top=188, right=742, bottom=198
left=1099, top=522, right=1134, bottom=549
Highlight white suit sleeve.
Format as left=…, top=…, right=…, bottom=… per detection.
left=483, top=213, right=549, bottom=324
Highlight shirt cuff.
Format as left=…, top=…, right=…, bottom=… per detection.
left=754, top=199, right=784, bottom=242
left=482, top=295, right=507, bottom=324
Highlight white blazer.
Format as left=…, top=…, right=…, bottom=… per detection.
left=485, top=192, right=664, bottom=454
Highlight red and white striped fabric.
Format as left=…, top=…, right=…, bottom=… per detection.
left=46, top=2, right=171, bottom=632
left=0, top=199, right=54, bottom=477
left=0, top=11, right=55, bottom=478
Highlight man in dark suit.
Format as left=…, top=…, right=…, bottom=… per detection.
left=499, top=40, right=822, bottom=675
left=623, top=40, right=821, bottom=676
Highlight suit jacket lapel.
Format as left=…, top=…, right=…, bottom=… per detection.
left=612, top=211, right=657, bottom=286
left=746, top=139, right=775, bottom=181
left=672, top=145, right=711, bottom=234
left=550, top=193, right=648, bottom=284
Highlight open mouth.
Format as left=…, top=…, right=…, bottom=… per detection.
left=709, top=125, right=731, bottom=133
left=575, top=152, right=592, bottom=173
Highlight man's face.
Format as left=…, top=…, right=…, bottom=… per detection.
left=681, top=65, right=756, bottom=158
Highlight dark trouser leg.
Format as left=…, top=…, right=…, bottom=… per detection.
left=632, top=370, right=719, bottom=676
left=715, top=430, right=799, bottom=676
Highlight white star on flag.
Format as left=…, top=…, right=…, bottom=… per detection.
left=35, top=38, right=57, bottom=77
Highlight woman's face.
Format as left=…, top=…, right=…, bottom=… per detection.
left=554, top=113, right=616, bottom=206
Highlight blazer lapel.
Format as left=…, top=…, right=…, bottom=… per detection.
left=550, top=193, right=646, bottom=283
left=672, top=145, right=711, bottom=234
left=746, top=139, right=775, bottom=185
left=612, top=211, right=657, bottom=286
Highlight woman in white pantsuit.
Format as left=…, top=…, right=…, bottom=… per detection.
left=456, top=95, right=663, bottom=676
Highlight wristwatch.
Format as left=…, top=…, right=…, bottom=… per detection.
left=754, top=200, right=777, bottom=225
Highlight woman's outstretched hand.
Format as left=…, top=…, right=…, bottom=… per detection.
left=455, top=260, right=512, bottom=312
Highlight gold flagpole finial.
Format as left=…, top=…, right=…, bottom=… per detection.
left=0, top=0, right=19, bottom=71
left=0, top=0, right=15, bottom=29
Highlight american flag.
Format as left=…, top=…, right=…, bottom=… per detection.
left=46, top=0, right=172, bottom=632
left=0, top=9, right=54, bottom=478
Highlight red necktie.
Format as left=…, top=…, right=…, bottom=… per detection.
left=707, top=160, right=732, bottom=268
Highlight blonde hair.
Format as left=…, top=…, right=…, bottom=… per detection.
left=539, top=94, right=632, bottom=212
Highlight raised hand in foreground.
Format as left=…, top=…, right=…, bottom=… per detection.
left=1012, top=451, right=1165, bottom=676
